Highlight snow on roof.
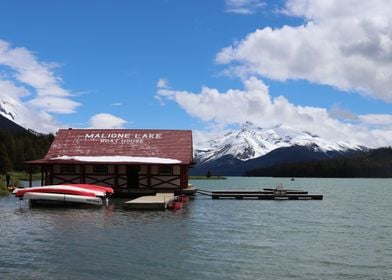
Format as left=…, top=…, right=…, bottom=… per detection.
left=50, top=155, right=182, bottom=164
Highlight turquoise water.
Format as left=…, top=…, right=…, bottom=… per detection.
left=1, top=177, right=391, bottom=279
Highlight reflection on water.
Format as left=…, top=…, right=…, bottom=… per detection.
left=20, top=180, right=41, bottom=188
left=1, top=177, right=392, bottom=280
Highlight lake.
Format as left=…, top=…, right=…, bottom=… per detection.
left=1, top=177, right=391, bottom=279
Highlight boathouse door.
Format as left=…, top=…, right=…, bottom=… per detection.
left=127, top=166, right=139, bottom=188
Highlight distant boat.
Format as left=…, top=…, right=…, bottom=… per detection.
left=13, top=184, right=113, bottom=207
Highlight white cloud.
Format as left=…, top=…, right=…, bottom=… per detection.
left=0, top=79, right=29, bottom=98
left=328, top=103, right=359, bottom=122
left=111, top=102, right=122, bottom=106
left=157, top=78, right=169, bottom=89
left=359, top=114, right=392, bottom=126
left=0, top=39, right=81, bottom=132
left=89, top=113, right=127, bottom=129
left=217, top=0, right=392, bottom=102
left=225, top=0, right=266, bottom=14
left=28, top=96, right=80, bottom=114
left=157, top=77, right=392, bottom=147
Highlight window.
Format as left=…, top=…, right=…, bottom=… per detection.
left=93, top=165, right=108, bottom=174
left=159, top=165, right=173, bottom=175
left=61, top=165, right=76, bottom=174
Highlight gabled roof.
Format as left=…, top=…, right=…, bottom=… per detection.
left=29, top=129, right=193, bottom=165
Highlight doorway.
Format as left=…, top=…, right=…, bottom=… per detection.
left=127, top=166, right=139, bottom=189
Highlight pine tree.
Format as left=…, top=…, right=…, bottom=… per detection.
left=0, top=144, right=12, bottom=173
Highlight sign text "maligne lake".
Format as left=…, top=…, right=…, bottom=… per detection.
left=84, top=133, right=163, bottom=144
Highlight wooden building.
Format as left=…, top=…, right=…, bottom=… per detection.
left=27, top=128, right=195, bottom=196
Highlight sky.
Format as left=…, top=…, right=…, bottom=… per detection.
left=0, top=0, right=391, bottom=147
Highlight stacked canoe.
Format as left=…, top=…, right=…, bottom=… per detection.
left=13, top=184, right=114, bottom=206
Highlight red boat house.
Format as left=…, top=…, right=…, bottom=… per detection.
left=27, top=128, right=195, bottom=196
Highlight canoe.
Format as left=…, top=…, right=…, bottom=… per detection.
left=66, top=184, right=114, bottom=195
left=23, top=192, right=103, bottom=206
left=14, top=185, right=107, bottom=198
left=13, top=184, right=114, bottom=207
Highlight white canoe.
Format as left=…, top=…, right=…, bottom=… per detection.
left=23, top=192, right=103, bottom=206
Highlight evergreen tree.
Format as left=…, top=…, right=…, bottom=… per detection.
left=0, top=144, right=12, bottom=173
left=246, top=147, right=392, bottom=178
left=0, top=129, right=54, bottom=172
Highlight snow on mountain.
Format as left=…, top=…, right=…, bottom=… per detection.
left=0, top=95, right=29, bottom=129
left=0, top=95, right=57, bottom=133
left=0, top=97, right=18, bottom=122
left=195, top=121, right=363, bottom=163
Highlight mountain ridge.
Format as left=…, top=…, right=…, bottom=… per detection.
left=192, top=122, right=366, bottom=176
left=0, top=96, right=28, bottom=131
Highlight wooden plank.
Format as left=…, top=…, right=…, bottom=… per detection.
left=123, top=193, right=175, bottom=210
left=209, top=193, right=323, bottom=200
left=211, top=190, right=308, bottom=195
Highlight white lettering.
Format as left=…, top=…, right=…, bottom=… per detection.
left=84, top=132, right=161, bottom=143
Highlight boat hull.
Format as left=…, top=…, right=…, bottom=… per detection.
left=23, top=192, right=103, bottom=206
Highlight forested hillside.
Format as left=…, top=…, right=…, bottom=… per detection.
left=0, top=129, right=54, bottom=173
left=246, top=147, right=392, bottom=178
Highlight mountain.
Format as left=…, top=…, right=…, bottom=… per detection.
left=191, top=122, right=366, bottom=176
left=0, top=97, right=54, bottom=172
left=0, top=97, right=28, bottom=131
left=0, top=114, right=27, bottom=131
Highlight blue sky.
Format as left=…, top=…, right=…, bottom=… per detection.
left=0, top=0, right=391, bottom=147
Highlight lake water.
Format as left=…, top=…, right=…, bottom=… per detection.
left=1, top=177, right=391, bottom=280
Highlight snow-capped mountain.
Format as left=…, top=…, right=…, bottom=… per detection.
left=192, top=122, right=366, bottom=175
left=0, top=96, right=51, bottom=132
left=0, top=97, right=28, bottom=131
left=195, top=121, right=363, bottom=164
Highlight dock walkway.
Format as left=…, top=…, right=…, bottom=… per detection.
left=123, top=193, right=175, bottom=210
left=197, top=189, right=323, bottom=200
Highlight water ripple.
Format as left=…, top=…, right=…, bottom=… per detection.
left=1, top=178, right=392, bottom=279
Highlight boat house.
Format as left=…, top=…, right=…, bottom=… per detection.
left=27, top=128, right=195, bottom=196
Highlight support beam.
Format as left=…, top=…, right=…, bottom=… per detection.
left=40, top=165, right=44, bottom=186
left=147, top=165, right=151, bottom=189
left=29, top=165, right=32, bottom=188
left=114, top=165, right=119, bottom=189
left=80, top=164, right=85, bottom=183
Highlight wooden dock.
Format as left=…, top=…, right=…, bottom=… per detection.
left=115, top=187, right=197, bottom=198
left=123, top=193, right=175, bottom=210
left=197, top=188, right=323, bottom=200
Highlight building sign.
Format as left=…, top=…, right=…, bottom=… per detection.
left=83, top=133, right=163, bottom=144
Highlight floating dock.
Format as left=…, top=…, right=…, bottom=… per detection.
left=115, top=187, right=197, bottom=198
left=123, top=193, right=175, bottom=210
left=197, top=187, right=323, bottom=200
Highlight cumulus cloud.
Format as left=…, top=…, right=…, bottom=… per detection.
left=217, top=0, right=392, bottom=102
left=0, top=39, right=80, bottom=132
left=89, top=113, right=127, bottom=129
left=225, top=0, right=266, bottom=14
left=157, top=77, right=392, bottom=147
